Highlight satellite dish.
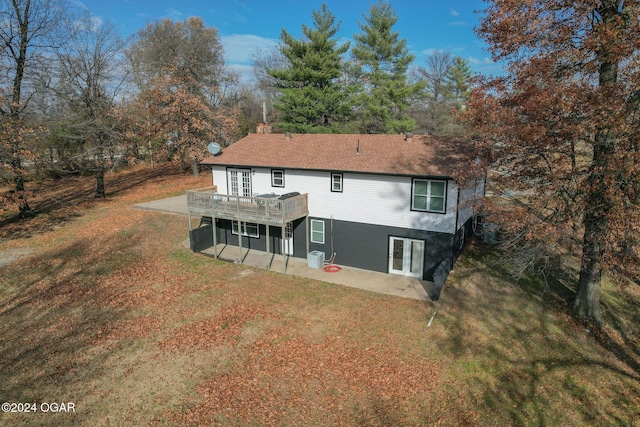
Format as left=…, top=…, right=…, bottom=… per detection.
left=207, top=142, right=221, bottom=155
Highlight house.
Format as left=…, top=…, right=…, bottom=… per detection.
left=187, top=132, right=484, bottom=281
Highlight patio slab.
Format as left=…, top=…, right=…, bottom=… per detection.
left=194, top=243, right=435, bottom=302
left=133, top=194, right=436, bottom=302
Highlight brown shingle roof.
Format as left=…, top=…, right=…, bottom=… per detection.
left=202, top=133, right=475, bottom=178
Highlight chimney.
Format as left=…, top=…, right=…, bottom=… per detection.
left=256, top=123, right=272, bottom=134
left=405, top=132, right=413, bottom=143
left=285, top=132, right=291, bottom=141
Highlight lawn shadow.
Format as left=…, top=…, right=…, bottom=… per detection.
left=438, top=239, right=640, bottom=425
left=0, top=164, right=186, bottom=242
left=0, top=231, right=149, bottom=424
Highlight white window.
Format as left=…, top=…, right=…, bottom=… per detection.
left=310, top=219, right=325, bottom=244
left=331, top=173, right=343, bottom=192
left=271, top=169, right=284, bottom=187
left=232, top=222, right=259, bottom=238
left=412, top=179, right=446, bottom=213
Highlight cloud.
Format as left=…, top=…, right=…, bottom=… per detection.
left=421, top=48, right=437, bottom=56
left=448, top=21, right=467, bottom=27
left=420, top=45, right=467, bottom=57
left=450, top=10, right=459, bottom=16
left=221, top=34, right=279, bottom=63
left=227, top=63, right=256, bottom=84
left=89, top=16, right=104, bottom=31
left=467, top=56, right=493, bottom=65
left=165, top=8, right=183, bottom=20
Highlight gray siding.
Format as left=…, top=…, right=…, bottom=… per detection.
left=308, top=218, right=455, bottom=280
left=191, top=216, right=472, bottom=281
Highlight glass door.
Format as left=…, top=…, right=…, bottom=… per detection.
left=389, top=237, right=405, bottom=275
left=388, top=237, right=424, bottom=278
left=228, top=169, right=252, bottom=196
left=283, top=222, right=294, bottom=255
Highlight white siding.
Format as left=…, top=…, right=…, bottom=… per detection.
left=210, top=166, right=459, bottom=234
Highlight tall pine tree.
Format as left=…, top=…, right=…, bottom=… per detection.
left=351, top=0, right=423, bottom=134
left=446, top=56, right=472, bottom=110
left=268, top=4, right=350, bottom=133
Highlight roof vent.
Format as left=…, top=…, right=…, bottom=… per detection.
left=285, top=132, right=291, bottom=141
left=405, top=132, right=413, bottom=143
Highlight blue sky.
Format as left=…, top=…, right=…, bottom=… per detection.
left=76, top=0, right=502, bottom=84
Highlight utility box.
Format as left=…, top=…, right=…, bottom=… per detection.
left=482, top=223, right=499, bottom=244
left=307, top=251, right=325, bottom=269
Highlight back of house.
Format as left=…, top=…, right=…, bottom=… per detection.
left=189, top=132, right=484, bottom=281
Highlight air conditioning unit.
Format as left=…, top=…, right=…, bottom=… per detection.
left=482, top=223, right=498, bottom=244
left=307, top=251, right=325, bottom=269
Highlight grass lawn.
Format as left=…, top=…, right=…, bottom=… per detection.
left=1, top=164, right=638, bottom=426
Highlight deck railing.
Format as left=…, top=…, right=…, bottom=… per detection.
left=186, top=187, right=308, bottom=224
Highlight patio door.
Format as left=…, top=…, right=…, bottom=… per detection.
left=388, top=237, right=424, bottom=278
left=228, top=169, right=251, bottom=197
left=283, top=222, right=294, bottom=255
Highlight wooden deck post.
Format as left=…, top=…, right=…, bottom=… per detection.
left=212, top=216, right=217, bottom=259
left=266, top=224, right=270, bottom=269
left=237, top=219, right=243, bottom=264
left=305, top=216, right=309, bottom=256
left=282, top=224, right=286, bottom=273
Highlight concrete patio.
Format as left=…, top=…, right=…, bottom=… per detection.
left=133, top=194, right=437, bottom=302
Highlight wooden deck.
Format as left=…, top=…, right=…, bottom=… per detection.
left=186, top=187, right=309, bottom=225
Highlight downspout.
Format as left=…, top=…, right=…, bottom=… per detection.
left=453, top=180, right=460, bottom=266
left=325, top=215, right=336, bottom=264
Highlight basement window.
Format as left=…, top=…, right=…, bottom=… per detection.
left=232, top=221, right=259, bottom=238
left=310, top=219, right=325, bottom=244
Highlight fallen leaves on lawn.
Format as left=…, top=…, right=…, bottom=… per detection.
left=160, top=303, right=275, bottom=350
left=171, top=331, right=442, bottom=426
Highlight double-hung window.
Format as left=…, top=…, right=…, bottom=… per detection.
left=331, top=173, right=343, bottom=192
left=271, top=169, right=284, bottom=187
left=310, top=219, right=325, bottom=244
left=412, top=179, right=446, bottom=213
left=232, top=222, right=259, bottom=238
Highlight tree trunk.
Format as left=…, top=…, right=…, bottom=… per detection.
left=573, top=3, right=621, bottom=325
left=191, top=157, right=200, bottom=176
left=11, top=136, right=32, bottom=217
left=95, top=169, right=106, bottom=198
left=574, top=214, right=603, bottom=325
left=14, top=173, right=32, bottom=218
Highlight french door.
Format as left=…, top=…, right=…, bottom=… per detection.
left=228, top=169, right=251, bottom=197
left=388, top=237, right=424, bottom=278
left=283, top=222, right=294, bottom=255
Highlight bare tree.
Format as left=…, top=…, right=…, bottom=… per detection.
left=415, top=50, right=454, bottom=134
left=0, top=0, right=67, bottom=216
left=53, top=13, right=128, bottom=197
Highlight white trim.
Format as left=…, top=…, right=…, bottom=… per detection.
left=331, top=172, right=343, bottom=192
left=228, top=168, right=252, bottom=196
left=389, top=236, right=424, bottom=277
left=412, top=179, right=446, bottom=213
left=271, top=169, right=284, bottom=187
left=232, top=221, right=259, bottom=238
left=310, top=219, right=325, bottom=244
